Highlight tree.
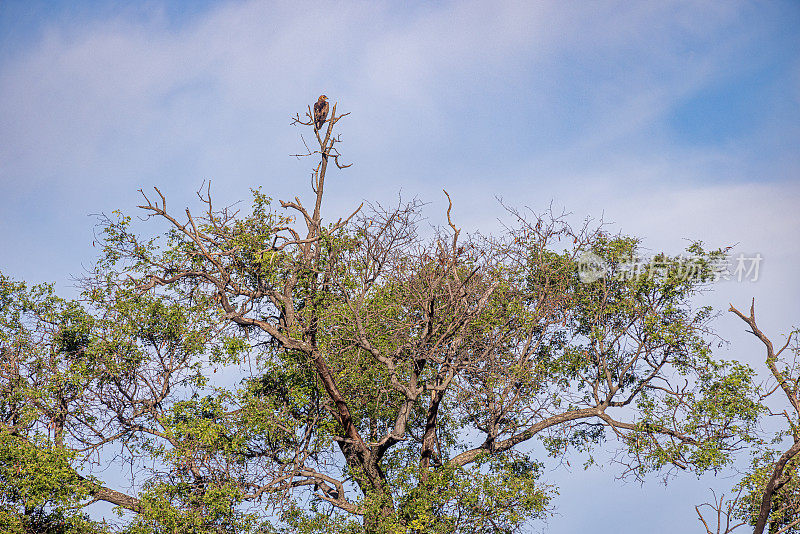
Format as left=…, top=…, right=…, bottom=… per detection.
left=696, top=303, right=799, bottom=534
left=0, top=274, right=112, bottom=533
left=0, top=99, right=765, bottom=533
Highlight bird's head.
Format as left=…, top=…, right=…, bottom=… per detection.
left=318, top=94, right=328, bottom=102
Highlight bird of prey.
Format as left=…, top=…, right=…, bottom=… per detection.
left=314, top=95, right=329, bottom=131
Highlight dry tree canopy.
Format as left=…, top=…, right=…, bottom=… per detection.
left=0, top=98, right=778, bottom=534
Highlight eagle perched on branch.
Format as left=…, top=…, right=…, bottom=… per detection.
left=314, top=95, right=329, bottom=131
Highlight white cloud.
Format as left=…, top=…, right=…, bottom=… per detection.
left=0, top=0, right=764, bottom=198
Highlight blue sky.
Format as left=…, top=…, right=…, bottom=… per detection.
left=1, top=1, right=799, bottom=532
